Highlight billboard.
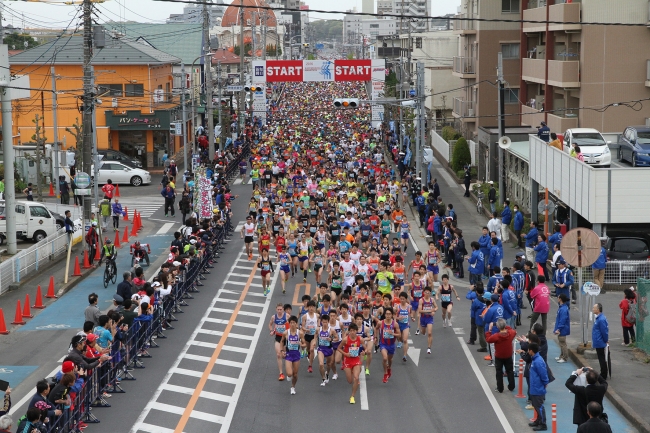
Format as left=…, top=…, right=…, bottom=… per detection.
left=252, top=60, right=381, bottom=83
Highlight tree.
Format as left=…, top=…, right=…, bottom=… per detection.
left=451, top=137, right=471, bottom=172
left=65, top=118, right=83, bottom=168
left=26, top=114, right=47, bottom=201
left=3, top=33, right=40, bottom=50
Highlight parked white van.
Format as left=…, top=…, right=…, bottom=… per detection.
left=0, top=200, right=59, bottom=244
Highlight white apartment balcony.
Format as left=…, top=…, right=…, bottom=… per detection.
left=452, top=97, right=476, bottom=121
left=453, top=14, right=476, bottom=35
left=452, top=56, right=476, bottom=79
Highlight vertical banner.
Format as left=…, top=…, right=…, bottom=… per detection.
left=252, top=60, right=266, bottom=85
left=252, top=89, right=267, bottom=125
left=194, top=166, right=213, bottom=219
left=371, top=59, right=386, bottom=129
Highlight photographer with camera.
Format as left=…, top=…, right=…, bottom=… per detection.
left=566, top=366, right=608, bottom=429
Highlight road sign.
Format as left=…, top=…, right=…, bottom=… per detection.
left=74, top=172, right=91, bottom=189
left=315, top=43, right=324, bottom=50
left=582, top=282, right=601, bottom=296
left=409, top=89, right=416, bottom=97
left=537, top=199, right=556, bottom=215
left=226, top=85, right=243, bottom=92
left=560, top=228, right=601, bottom=268
left=75, top=188, right=91, bottom=196
left=175, top=123, right=182, bottom=135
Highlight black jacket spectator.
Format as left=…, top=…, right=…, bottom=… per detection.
left=117, top=279, right=133, bottom=303
left=577, top=417, right=612, bottom=433
left=66, top=348, right=101, bottom=370
left=566, top=372, right=608, bottom=425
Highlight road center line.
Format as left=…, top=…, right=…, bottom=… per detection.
left=359, top=369, right=369, bottom=410
left=173, top=264, right=258, bottom=433
left=457, top=337, right=515, bottom=433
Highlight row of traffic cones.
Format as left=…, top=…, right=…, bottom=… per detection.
left=0, top=276, right=56, bottom=334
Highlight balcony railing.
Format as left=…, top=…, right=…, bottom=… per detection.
left=453, top=97, right=476, bottom=118
left=522, top=58, right=580, bottom=87
left=453, top=14, right=476, bottom=34
left=452, top=56, right=476, bottom=77
left=524, top=1, right=581, bottom=33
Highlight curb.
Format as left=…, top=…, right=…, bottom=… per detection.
left=568, top=348, right=650, bottom=433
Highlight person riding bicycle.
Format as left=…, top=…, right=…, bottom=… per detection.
left=130, top=240, right=151, bottom=266
left=101, top=238, right=117, bottom=266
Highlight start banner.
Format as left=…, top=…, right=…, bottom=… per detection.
left=253, top=59, right=382, bottom=83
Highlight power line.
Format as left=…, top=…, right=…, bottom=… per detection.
left=152, top=0, right=650, bottom=27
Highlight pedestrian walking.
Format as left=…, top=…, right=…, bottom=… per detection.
left=99, top=198, right=111, bottom=231
left=112, top=198, right=124, bottom=230
left=592, top=303, right=609, bottom=380
left=463, top=166, right=471, bottom=197
left=553, top=294, right=571, bottom=363
left=528, top=342, right=550, bottom=431
left=161, top=184, right=176, bottom=217
left=64, top=210, right=74, bottom=243
left=485, top=318, right=517, bottom=393
left=522, top=221, right=539, bottom=264
left=566, top=367, right=608, bottom=427
left=619, top=288, right=637, bottom=346
left=101, top=179, right=115, bottom=200
left=59, top=176, right=70, bottom=204
left=85, top=222, right=99, bottom=266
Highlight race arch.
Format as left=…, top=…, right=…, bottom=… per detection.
left=251, top=59, right=385, bottom=128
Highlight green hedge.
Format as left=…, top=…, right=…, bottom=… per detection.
left=451, top=137, right=471, bottom=172
left=441, top=126, right=461, bottom=142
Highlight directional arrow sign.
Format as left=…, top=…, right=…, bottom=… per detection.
left=407, top=338, right=420, bottom=366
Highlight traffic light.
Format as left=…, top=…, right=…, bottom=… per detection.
left=333, top=98, right=360, bottom=108
left=244, top=85, right=262, bottom=92
left=302, top=43, right=309, bottom=48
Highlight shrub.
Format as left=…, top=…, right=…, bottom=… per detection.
left=441, top=126, right=460, bottom=143
left=451, top=137, right=471, bottom=172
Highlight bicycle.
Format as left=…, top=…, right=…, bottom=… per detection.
left=476, top=191, right=484, bottom=214
left=103, top=256, right=117, bottom=288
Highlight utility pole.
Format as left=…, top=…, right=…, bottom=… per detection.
left=238, top=0, right=245, bottom=135
left=416, top=61, right=424, bottom=177
left=217, top=61, right=224, bottom=151
left=1, top=44, right=17, bottom=254
left=497, top=52, right=505, bottom=207
left=181, top=63, right=188, bottom=168
left=251, top=11, right=257, bottom=60
left=82, top=0, right=93, bottom=225
left=203, top=1, right=215, bottom=159
left=51, top=66, right=60, bottom=198
left=261, top=13, right=267, bottom=61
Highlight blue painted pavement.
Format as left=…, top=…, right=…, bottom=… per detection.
left=0, top=365, right=39, bottom=390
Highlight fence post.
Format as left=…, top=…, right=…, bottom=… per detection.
left=35, top=248, right=39, bottom=271
left=619, top=262, right=622, bottom=286
left=14, top=256, right=19, bottom=283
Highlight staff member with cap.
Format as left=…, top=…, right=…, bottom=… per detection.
left=537, top=121, right=551, bottom=143
left=552, top=258, right=575, bottom=302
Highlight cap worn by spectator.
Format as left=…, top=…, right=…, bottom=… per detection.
left=488, top=181, right=494, bottom=185
left=558, top=258, right=566, bottom=265
left=62, top=360, right=75, bottom=373
left=190, top=239, right=197, bottom=244
left=113, top=294, right=124, bottom=304
left=491, top=294, right=500, bottom=302
left=172, top=261, right=182, bottom=267
left=151, top=281, right=162, bottom=288
left=86, top=333, right=97, bottom=343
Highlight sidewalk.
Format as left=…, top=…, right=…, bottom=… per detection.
left=403, top=156, right=646, bottom=432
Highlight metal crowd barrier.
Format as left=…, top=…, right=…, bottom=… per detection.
left=41, top=146, right=248, bottom=433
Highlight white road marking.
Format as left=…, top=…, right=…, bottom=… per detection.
left=453, top=328, right=465, bottom=334
left=359, top=370, right=369, bottom=410
left=156, top=222, right=175, bottom=235
left=173, top=367, right=239, bottom=384
left=137, top=423, right=175, bottom=433
left=233, top=178, right=243, bottom=185
left=457, top=337, right=515, bottom=433
left=407, top=338, right=421, bottom=367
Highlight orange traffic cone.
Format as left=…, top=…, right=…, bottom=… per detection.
left=114, top=184, right=121, bottom=197
left=23, top=295, right=33, bottom=318
left=72, top=256, right=82, bottom=277
left=136, top=212, right=143, bottom=230
left=530, top=408, right=538, bottom=423
left=131, top=222, right=138, bottom=237
left=33, top=285, right=45, bottom=309
left=45, top=276, right=57, bottom=299
left=133, top=210, right=139, bottom=230
left=49, top=183, right=55, bottom=197
left=82, top=250, right=92, bottom=269
left=11, top=300, right=25, bottom=325
left=94, top=244, right=101, bottom=262
left=114, top=229, right=121, bottom=248
left=123, top=207, right=129, bottom=221
left=122, top=225, right=129, bottom=244
left=0, top=308, right=8, bottom=334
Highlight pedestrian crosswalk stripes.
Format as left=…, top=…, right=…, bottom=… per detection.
left=131, top=245, right=279, bottom=433
left=111, top=198, right=164, bottom=218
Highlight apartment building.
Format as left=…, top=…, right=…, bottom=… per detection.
left=451, top=0, right=522, bottom=140
left=393, top=0, right=431, bottom=33
left=520, top=0, right=650, bottom=134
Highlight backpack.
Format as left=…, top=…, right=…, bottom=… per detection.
left=625, top=300, right=637, bottom=325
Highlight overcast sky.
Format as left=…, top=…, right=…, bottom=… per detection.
left=2, top=0, right=460, bottom=28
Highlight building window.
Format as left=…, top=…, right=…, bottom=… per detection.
left=505, top=88, right=520, bottom=104
left=100, top=84, right=123, bottom=97
left=502, top=0, right=519, bottom=13
left=501, top=43, right=520, bottom=59
left=369, top=24, right=379, bottom=28
left=125, top=84, right=144, bottom=97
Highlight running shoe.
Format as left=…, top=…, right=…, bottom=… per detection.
left=248, top=253, right=253, bottom=260
left=554, top=356, right=560, bottom=361
left=308, top=365, right=313, bottom=373
left=320, top=380, right=327, bottom=387
left=290, top=387, right=296, bottom=395
left=103, top=392, right=112, bottom=398
left=525, top=404, right=534, bottom=410
left=349, top=396, right=355, bottom=404
left=397, top=341, right=402, bottom=349
left=324, top=378, right=329, bottom=384
left=303, top=278, right=307, bottom=282
left=382, top=373, right=388, bottom=383
left=365, top=368, right=370, bottom=375
left=487, top=362, right=495, bottom=367
left=427, top=348, right=431, bottom=354
left=443, top=320, right=447, bottom=328
left=308, top=268, right=312, bottom=273
left=279, top=373, right=285, bottom=381
left=484, top=355, right=492, bottom=361
left=415, top=329, right=420, bottom=335
left=402, top=356, right=407, bottom=362
left=387, top=368, right=392, bottom=378
left=332, top=374, right=338, bottom=380
left=557, top=359, right=566, bottom=363
left=282, top=288, right=286, bottom=294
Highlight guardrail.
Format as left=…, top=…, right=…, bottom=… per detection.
left=573, top=260, right=650, bottom=287
left=0, top=229, right=70, bottom=295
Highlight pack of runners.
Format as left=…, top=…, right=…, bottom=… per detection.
left=237, top=81, right=463, bottom=403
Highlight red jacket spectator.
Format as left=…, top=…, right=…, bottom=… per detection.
left=485, top=326, right=517, bottom=358
left=619, top=295, right=636, bottom=327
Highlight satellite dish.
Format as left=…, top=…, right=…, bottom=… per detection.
left=498, top=136, right=511, bottom=149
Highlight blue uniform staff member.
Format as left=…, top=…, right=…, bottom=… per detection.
left=592, top=303, right=609, bottom=380
left=552, top=258, right=575, bottom=302
left=528, top=342, right=550, bottom=431
left=537, top=121, right=550, bottom=143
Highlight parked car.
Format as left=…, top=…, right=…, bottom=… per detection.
left=617, top=126, right=650, bottom=167
left=91, top=162, right=152, bottom=186
left=0, top=200, right=58, bottom=243
left=98, top=149, right=142, bottom=168
left=605, top=236, right=650, bottom=261
left=563, top=128, right=611, bottom=167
